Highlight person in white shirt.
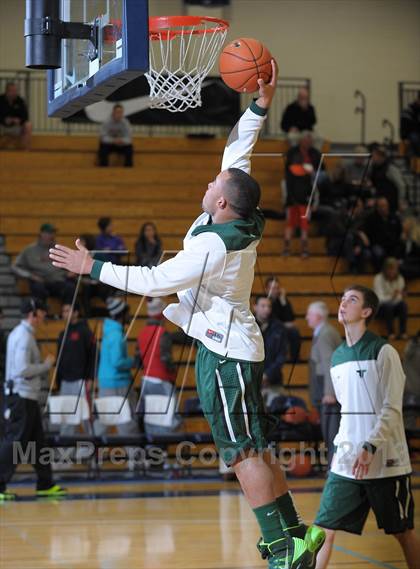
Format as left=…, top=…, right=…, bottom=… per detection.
left=373, top=257, right=408, bottom=339
left=0, top=298, right=66, bottom=500
left=314, top=285, right=419, bottom=569
left=49, top=62, right=326, bottom=569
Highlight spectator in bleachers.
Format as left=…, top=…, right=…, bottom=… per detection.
left=135, top=222, right=162, bottom=268
left=78, top=233, right=109, bottom=315
left=319, top=162, right=353, bottom=205
left=358, top=197, right=403, bottom=272
left=284, top=131, right=321, bottom=257
left=0, top=82, right=32, bottom=150
left=373, top=257, right=408, bottom=340
left=0, top=298, right=66, bottom=500
left=344, top=145, right=370, bottom=187
left=315, top=162, right=358, bottom=236
left=400, top=91, right=420, bottom=157
left=369, top=145, right=406, bottom=212
left=325, top=197, right=372, bottom=272
left=79, top=233, right=96, bottom=252
left=402, top=330, right=420, bottom=430
left=96, top=296, right=140, bottom=438
left=400, top=216, right=420, bottom=280
left=280, top=88, right=317, bottom=147
left=12, top=223, right=77, bottom=305
left=95, top=217, right=126, bottom=264
left=98, top=103, right=133, bottom=167
left=265, top=277, right=301, bottom=361
left=0, top=308, right=6, bottom=436
left=306, top=301, right=341, bottom=467
left=56, top=302, right=96, bottom=435
left=0, top=308, right=5, bottom=383
left=137, top=298, right=181, bottom=435
left=253, top=295, right=288, bottom=407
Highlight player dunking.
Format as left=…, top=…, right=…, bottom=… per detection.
left=50, top=62, right=325, bottom=569
left=314, top=285, right=420, bottom=568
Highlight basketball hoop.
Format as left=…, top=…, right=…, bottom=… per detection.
left=146, top=16, right=229, bottom=112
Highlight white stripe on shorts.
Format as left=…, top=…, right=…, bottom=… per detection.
left=215, top=369, right=237, bottom=443
left=395, top=480, right=404, bottom=520
left=404, top=477, right=410, bottom=519
left=236, top=363, right=252, bottom=440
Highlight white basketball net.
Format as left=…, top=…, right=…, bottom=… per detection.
left=146, top=18, right=228, bottom=113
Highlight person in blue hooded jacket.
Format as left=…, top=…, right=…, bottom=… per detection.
left=97, top=296, right=139, bottom=440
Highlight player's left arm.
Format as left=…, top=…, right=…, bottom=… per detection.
left=352, top=344, right=406, bottom=479
left=221, top=59, right=278, bottom=174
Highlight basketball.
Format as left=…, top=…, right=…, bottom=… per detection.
left=219, top=37, right=273, bottom=93
left=289, top=454, right=313, bottom=477
left=282, top=406, right=308, bottom=425
left=307, top=407, right=321, bottom=425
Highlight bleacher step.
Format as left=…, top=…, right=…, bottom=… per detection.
left=3, top=317, right=20, bottom=329
left=0, top=285, right=17, bottom=295
left=0, top=274, right=15, bottom=286
left=0, top=296, right=21, bottom=308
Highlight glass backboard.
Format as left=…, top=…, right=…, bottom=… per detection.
left=47, top=0, right=148, bottom=118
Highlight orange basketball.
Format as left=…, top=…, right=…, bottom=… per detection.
left=307, top=407, right=321, bottom=425
left=289, top=454, right=313, bottom=477
left=282, top=406, right=308, bottom=425
left=219, top=38, right=273, bottom=93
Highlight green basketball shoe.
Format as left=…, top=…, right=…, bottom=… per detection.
left=0, top=490, right=16, bottom=502
left=257, top=525, right=308, bottom=560
left=263, top=535, right=314, bottom=569
left=303, top=525, right=326, bottom=569
left=36, top=484, right=67, bottom=498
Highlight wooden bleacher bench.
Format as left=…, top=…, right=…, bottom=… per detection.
left=2, top=134, right=419, bottom=475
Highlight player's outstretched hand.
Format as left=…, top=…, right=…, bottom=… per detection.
left=49, top=239, right=94, bottom=275
left=256, top=59, right=278, bottom=110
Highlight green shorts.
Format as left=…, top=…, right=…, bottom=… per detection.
left=195, top=342, right=269, bottom=466
left=315, top=472, right=415, bottom=535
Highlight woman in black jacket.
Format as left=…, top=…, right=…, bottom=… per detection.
left=135, top=222, right=162, bottom=268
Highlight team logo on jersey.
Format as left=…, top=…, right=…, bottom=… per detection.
left=206, top=329, right=224, bottom=343
left=356, top=369, right=367, bottom=378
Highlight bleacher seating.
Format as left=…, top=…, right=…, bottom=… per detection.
left=1, top=134, right=419, bottom=473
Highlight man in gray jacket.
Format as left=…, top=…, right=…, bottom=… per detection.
left=307, top=301, right=342, bottom=467
left=0, top=298, right=66, bottom=500
left=12, top=223, right=76, bottom=304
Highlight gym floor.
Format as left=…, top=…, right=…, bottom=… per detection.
left=1, top=474, right=418, bottom=569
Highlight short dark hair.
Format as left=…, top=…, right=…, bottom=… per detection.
left=343, top=284, right=379, bottom=325
left=224, top=168, right=261, bottom=219
left=98, top=216, right=112, bottom=232
left=113, top=104, right=123, bottom=111
left=79, top=233, right=96, bottom=250
left=63, top=300, right=81, bottom=312
left=254, top=294, right=271, bottom=305
left=21, top=298, right=47, bottom=316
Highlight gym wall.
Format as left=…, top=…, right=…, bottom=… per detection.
left=0, top=0, right=419, bottom=143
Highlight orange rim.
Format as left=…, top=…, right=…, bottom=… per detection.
left=149, top=15, right=229, bottom=41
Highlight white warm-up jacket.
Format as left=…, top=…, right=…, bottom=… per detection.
left=90, top=102, right=267, bottom=361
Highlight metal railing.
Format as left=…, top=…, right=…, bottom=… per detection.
left=0, top=69, right=310, bottom=138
